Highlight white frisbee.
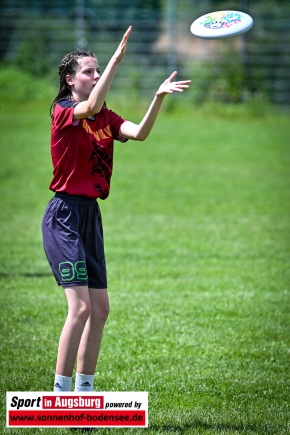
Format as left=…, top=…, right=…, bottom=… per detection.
left=190, top=10, right=253, bottom=39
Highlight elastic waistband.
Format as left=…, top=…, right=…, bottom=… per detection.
left=55, top=192, right=96, bottom=203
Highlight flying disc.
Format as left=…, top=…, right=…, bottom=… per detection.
left=190, top=10, right=253, bottom=39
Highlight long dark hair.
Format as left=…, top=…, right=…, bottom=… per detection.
left=50, top=50, right=96, bottom=117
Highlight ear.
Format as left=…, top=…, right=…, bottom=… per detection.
left=65, top=74, right=74, bottom=86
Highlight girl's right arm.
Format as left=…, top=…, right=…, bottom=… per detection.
left=73, top=26, right=132, bottom=119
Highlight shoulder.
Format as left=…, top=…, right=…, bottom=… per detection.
left=57, top=99, right=77, bottom=109
left=52, top=99, right=79, bottom=129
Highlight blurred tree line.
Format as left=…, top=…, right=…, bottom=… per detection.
left=0, top=0, right=162, bottom=75
left=0, top=0, right=289, bottom=106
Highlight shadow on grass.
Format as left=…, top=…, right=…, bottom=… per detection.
left=0, top=272, right=52, bottom=278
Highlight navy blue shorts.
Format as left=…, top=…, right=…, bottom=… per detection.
left=42, top=193, right=107, bottom=288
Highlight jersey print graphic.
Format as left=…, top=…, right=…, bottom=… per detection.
left=88, top=140, right=113, bottom=196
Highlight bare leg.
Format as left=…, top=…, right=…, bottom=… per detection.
left=56, top=286, right=91, bottom=377
left=76, top=288, right=110, bottom=375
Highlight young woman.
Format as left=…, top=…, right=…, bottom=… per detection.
left=42, top=26, right=191, bottom=392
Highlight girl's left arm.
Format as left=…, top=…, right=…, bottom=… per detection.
left=119, top=72, right=191, bottom=141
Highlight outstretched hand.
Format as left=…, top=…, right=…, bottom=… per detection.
left=156, top=71, right=191, bottom=97
left=113, top=26, right=132, bottom=64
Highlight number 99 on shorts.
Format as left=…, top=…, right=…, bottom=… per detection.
left=59, top=261, right=88, bottom=282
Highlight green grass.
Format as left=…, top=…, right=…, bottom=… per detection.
left=0, top=99, right=289, bottom=434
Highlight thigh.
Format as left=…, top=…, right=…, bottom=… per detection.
left=84, top=203, right=107, bottom=289
left=65, top=286, right=91, bottom=315
left=42, top=197, right=88, bottom=287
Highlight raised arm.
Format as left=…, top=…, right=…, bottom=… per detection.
left=73, top=26, right=132, bottom=119
left=119, top=72, right=191, bottom=141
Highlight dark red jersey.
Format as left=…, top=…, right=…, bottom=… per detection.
left=49, top=99, right=127, bottom=199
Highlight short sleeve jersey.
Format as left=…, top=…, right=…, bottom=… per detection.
left=49, top=99, right=127, bottom=199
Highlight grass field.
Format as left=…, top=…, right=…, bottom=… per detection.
left=0, top=99, right=289, bottom=434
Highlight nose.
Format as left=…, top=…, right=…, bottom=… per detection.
left=94, top=70, right=101, bottom=79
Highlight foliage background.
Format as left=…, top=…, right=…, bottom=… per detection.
left=0, top=0, right=290, bottom=107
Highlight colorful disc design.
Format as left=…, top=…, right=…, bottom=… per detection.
left=190, top=10, right=254, bottom=39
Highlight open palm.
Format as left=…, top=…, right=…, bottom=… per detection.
left=157, top=71, right=191, bottom=96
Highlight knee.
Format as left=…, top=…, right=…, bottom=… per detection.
left=98, top=300, right=110, bottom=324
left=92, top=300, right=110, bottom=325
left=71, top=301, right=91, bottom=325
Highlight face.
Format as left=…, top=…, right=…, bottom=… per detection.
left=66, top=56, right=101, bottom=101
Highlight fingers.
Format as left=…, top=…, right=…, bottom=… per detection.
left=156, top=74, right=191, bottom=96
left=167, top=71, right=191, bottom=85
left=166, top=72, right=191, bottom=90
left=166, top=81, right=191, bottom=94
left=174, top=81, right=192, bottom=86
left=171, top=81, right=191, bottom=90
left=168, top=71, right=178, bottom=82
left=115, top=26, right=132, bottom=62
left=125, top=25, right=132, bottom=35
left=122, top=26, right=132, bottom=43
left=119, top=26, right=132, bottom=54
